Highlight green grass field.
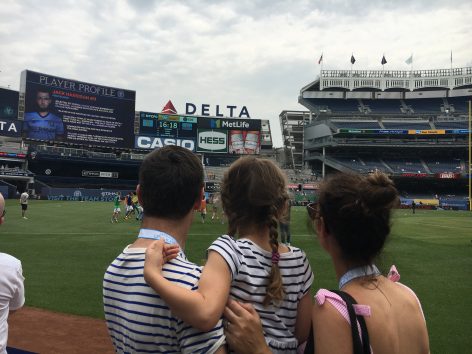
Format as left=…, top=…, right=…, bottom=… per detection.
left=0, top=200, right=471, bottom=352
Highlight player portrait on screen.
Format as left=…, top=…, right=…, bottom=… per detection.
left=23, top=89, right=64, bottom=141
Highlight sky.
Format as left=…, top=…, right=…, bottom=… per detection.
left=0, top=0, right=471, bottom=147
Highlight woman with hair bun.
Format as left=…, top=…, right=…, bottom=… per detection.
left=224, top=171, right=430, bottom=354
left=145, top=157, right=314, bottom=353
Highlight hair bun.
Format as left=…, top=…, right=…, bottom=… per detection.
left=361, top=172, right=399, bottom=210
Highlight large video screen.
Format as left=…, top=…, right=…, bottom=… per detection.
left=0, top=88, right=19, bottom=120
left=0, top=88, right=22, bottom=138
left=20, top=70, right=136, bottom=148
left=135, top=112, right=197, bottom=151
left=135, top=114, right=262, bottom=155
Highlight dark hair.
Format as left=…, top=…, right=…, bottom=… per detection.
left=139, top=146, right=203, bottom=219
left=221, top=156, right=288, bottom=306
left=317, top=171, right=399, bottom=265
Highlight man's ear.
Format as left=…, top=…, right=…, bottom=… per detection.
left=136, top=185, right=143, bottom=205
left=194, top=186, right=204, bottom=209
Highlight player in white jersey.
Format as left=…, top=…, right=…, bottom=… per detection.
left=145, top=157, right=314, bottom=353
left=103, top=146, right=226, bottom=354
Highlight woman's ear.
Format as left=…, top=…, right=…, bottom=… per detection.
left=316, top=217, right=329, bottom=250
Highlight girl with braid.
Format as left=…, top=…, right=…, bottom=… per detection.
left=145, top=157, right=314, bottom=353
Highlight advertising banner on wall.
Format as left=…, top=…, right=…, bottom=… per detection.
left=134, top=135, right=196, bottom=151
left=197, top=130, right=228, bottom=153
left=197, top=117, right=261, bottom=131
left=41, top=187, right=130, bottom=201
left=19, top=70, right=136, bottom=148
left=0, top=120, right=22, bottom=138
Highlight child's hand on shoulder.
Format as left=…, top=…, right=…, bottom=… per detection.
left=144, top=240, right=179, bottom=282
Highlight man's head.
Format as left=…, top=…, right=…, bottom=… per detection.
left=138, top=146, right=203, bottom=219
left=36, top=90, right=52, bottom=112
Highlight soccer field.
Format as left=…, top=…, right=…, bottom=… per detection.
left=0, top=200, right=470, bottom=353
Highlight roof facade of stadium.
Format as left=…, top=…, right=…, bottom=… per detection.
left=301, top=66, right=472, bottom=93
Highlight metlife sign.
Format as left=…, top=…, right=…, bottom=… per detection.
left=198, top=118, right=261, bottom=131
left=197, top=130, right=228, bottom=153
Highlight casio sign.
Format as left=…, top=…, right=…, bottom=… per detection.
left=198, top=131, right=227, bottom=151
left=136, top=136, right=195, bottom=151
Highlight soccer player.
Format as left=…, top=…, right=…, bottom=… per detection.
left=111, top=192, right=121, bottom=223
left=124, top=192, right=134, bottom=220
left=20, top=191, right=29, bottom=219
left=23, top=90, right=64, bottom=141
left=200, top=196, right=207, bottom=223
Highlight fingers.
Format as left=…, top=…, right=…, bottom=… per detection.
left=163, top=243, right=180, bottom=257
left=226, top=298, right=256, bottom=317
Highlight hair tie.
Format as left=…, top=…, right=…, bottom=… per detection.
left=271, top=251, right=280, bottom=264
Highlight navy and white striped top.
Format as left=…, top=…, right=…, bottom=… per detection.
left=103, top=246, right=225, bottom=354
left=209, top=235, right=314, bottom=353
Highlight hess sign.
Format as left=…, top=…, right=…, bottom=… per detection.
left=197, top=130, right=228, bottom=153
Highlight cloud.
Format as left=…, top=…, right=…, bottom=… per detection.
left=0, top=0, right=471, bottom=147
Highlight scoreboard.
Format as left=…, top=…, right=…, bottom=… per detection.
left=139, top=112, right=197, bottom=138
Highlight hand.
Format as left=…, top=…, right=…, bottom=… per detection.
left=223, top=299, right=270, bottom=354
left=144, top=239, right=179, bottom=282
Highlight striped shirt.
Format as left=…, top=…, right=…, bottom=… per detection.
left=103, top=246, right=225, bottom=354
left=209, top=235, right=314, bottom=353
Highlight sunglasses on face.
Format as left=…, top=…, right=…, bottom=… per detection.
left=306, top=202, right=319, bottom=220
left=1, top=209, right=5, bottom=217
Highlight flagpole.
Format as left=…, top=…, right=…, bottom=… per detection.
left=450, top=50, right=453, bottom=74
left=469, top=99, right=471, bottom=212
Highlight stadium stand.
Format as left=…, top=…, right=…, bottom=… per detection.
left=296, top=66, right=471, bottom=210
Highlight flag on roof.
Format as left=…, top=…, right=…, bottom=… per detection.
left=405, top=54, right=413, bottom=65
left=350, top=54, right=356, bottom=64
left=381, top=55, right=387, bottom=65
left=161, top=100, right=177, bottom=114
left=318, top=53, right=323, bottom=64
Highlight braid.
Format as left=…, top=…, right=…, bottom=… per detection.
left=263, top=205, right=285, bottom=306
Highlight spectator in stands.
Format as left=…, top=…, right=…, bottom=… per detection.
left=103, top=146, right=226, bottom=353
left=0, top=193, right=25, bottom=353
left=224, top=171, right=430, bottom=354
left=144, top=156, right=314, bottom=352
left=23, top=89, right=64, bottom=141
left=20, top=190, right=29, bottom=219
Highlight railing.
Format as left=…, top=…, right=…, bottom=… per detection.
left=319, top=67, right=472, bottom=91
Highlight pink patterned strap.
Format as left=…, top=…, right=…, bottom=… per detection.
left=315, top=289, right=372, bottom=353
left=315, top=289, right=371, bottom=324
left=387, top=264, right=400, bottom=282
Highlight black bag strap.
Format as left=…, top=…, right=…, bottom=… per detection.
left=303, top=322, right=314, bottom=354
left=330, top=290, right=370, bottom=354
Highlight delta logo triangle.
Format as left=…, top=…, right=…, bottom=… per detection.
left=161, top=100, right=177, bottom=114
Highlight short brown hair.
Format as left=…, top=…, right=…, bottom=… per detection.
left=139, top=146, right=203, bottom=219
